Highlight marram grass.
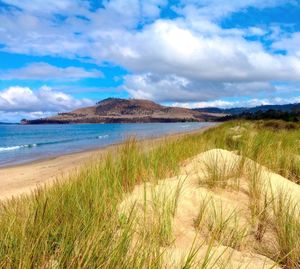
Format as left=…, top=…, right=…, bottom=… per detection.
left=0, top=120, right=300, bottom=268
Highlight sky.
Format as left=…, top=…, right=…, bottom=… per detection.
left=0, top=0, right=300, bottom=122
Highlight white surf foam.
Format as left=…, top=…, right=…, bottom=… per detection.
left=0, top=144, right=37, bottom=152
left=98, top=135, right=109, bottom=139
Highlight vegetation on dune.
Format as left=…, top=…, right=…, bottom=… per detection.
left=1, top=120, right=300, bottom=268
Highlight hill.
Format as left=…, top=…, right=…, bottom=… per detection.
left=21, top=98, right=224, bottom=124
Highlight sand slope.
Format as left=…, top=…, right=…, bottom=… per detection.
left=120, top=149, right=300, bottom=268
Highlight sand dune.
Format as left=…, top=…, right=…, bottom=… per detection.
left=120, top=148, right=300, bottom=268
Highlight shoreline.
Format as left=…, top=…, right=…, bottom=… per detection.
left=0, top=123, right=217, bottom=169
left=0, top=124, right=217, bottom=201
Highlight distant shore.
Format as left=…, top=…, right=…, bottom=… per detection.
left=0, top=124, right=216, bottom=200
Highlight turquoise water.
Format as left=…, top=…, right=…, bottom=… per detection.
left=0, top=122, right=215, bottom=167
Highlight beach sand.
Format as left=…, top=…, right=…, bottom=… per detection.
left=0, top=148, right=105, bottom=200
left=0, top=126, right=214, bottom=201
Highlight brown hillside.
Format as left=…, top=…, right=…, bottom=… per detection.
left=23, top=98, right=225, bottom=124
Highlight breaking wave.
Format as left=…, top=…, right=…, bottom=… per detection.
left=0, top=144, right=37, bottom=152
left=0, top=135, right=109, bottom=153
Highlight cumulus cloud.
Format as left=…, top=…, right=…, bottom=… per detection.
left=0, top=62, right=103, bottom=81
left=0, top=86, right=93, bottom=113
left=0, top=0, right=169, bottom=57
left=0, top=0, right=299, bottom=105
left=110, top=17, right=300, bottom=102
left=123, top=73, right=276, bottom=102
left=272, top=32, right=300, bottom=57
left=100, top=20, right=300, bottom=83
left=1, top=0, right=297, bottom=81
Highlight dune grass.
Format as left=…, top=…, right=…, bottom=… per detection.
left=200, top=152, right=242, bottom=190
left=194, top=198, right=248, bottom=250
left=0, top=132, right=211, bottom=268
left=271, top=191, right=300, bottom=269
left=246, top=163, right=271, bottom=242
left=149, top=180, right=184, bottom=247
left=1, top=120, right=300, bottom=268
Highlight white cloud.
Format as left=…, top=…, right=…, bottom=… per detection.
left=0, top=86, right=93, bottom=113
left=0, top=0, right=168, bottom=57
left=0, top=62, right=103, bottom=81
left=1, top=0, right=297, bottom=82
left=123, top=73, right=276, bottom=102
left=100, top=20, right=300, bottom=83
left=272, top=32, right=300, bottom=57
left=0, top=1, right=299, bottom=81
left=172, top=96, right=300, bottom=109
left=247, top=27, right=267, bottom=36
left=1, top=0, right=89, bottom=14
left=0, top=111, right=54, bottom=123
left=0, top=0, right=299, bottom=105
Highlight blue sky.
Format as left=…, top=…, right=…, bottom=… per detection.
left=0, top=0, right=300, bottom=121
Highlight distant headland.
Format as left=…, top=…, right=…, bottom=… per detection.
left=21, top=98, right=225, bottom=124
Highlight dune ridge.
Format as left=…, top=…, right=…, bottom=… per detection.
left=120, top=148, right=300, bottom=268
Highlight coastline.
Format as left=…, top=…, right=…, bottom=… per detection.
left=0, top=124, right=217, bottom=201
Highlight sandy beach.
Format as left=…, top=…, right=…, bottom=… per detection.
left=0, top=126, right=214, bottom=201
left=0, top=147, right=105, bottom=200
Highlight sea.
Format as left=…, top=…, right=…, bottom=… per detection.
left=0, top=122, right=215, bottom=167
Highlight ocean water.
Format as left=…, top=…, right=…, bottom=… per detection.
left=0, top=122, right=215, bottom=167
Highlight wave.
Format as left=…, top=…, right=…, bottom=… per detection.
left=0, top=134, right=109, bottom=153
left=98, top=135, right=109, bottom=139
left=0, top=144, right=37, bottom=152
